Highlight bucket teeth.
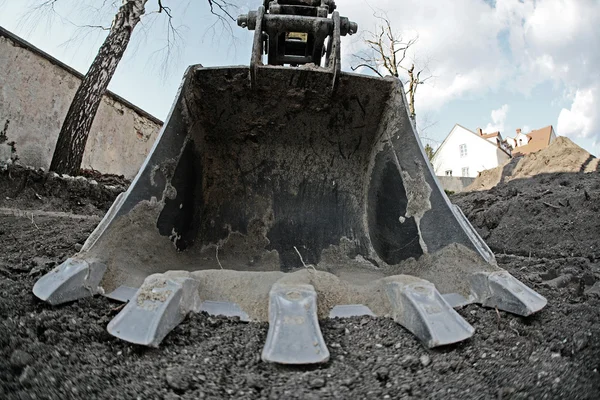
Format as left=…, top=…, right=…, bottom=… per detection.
left=386, top=277, right=475, bottom=348
left=107, top=274, right=201, bottom=347
left=32, top=258, right=106, bottom=305
left=262, top=283, right=330, bottom=364
left=470, top=271, right=547, bottom=316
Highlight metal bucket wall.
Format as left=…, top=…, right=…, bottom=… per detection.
left=33, top=64, right=546, bottom=353
left=82, top=65, right=493, bottom=294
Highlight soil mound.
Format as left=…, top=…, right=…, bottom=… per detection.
left=0, top=165, right=126, bottom=216
left=468, top=136, right=599, bottom=191
left=454, top=171, right=600, bottom=260
left=1, top=164, right=600, bottom=399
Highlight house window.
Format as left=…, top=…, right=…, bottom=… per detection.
left=462, top=167, right=469, bottom=177
left=459, top=144, right=467, bottom=158
left=445, top=170, right=453, bottom=176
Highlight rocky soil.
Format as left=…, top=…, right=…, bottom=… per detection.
left=1, top=165, right=599, bottom=399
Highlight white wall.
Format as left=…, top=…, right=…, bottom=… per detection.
left=432, top=125, right=511, bottom=178
left=435, top=176, right=476, bottom=193
left=514, top=132, right=530, bottom=147
left=0, top=28, right=162, bottom=179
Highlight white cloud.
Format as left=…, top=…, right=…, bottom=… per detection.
left=511, top=1, right=600, bottom=91
left=3, top=0, right=599, bottom=150
left=484, top=104, right=509, bottom=133
left=342, top=0, right=600, bottom=145
left=343, top=0, right=509, bottom=112
left=557, top=87, right=599, bottom=139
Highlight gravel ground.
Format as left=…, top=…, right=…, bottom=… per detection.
left=1, top=167, right=599, bottom=399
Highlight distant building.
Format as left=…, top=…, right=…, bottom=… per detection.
left=431, top=124, right=512, bottom=178
left=506, top=126, right=557, bottom=156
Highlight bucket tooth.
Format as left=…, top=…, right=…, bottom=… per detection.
left=107, top=274, right=201, bottom=347
left=386, top=277, right=475, bottom=348
left=262, top=283, right=329, bottom=364
left=470, top=271, right=547, bottom=316
left=32, top=258, right=106, bottom=305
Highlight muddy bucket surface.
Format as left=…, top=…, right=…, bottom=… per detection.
left=33, top=65, right=546, bottom=360
left=85, top=65, right=491, bottom=289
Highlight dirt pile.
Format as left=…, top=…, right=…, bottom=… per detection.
left=468, top=136, right=599, bottom=191
left=1, top=192, right=599, bottom=399
left=1, top=168, right=599, bottom=399
left=454, top=171, right=600, bottom=260
left=0, top=164, right=125, bottom=216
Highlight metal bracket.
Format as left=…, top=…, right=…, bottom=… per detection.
left=249, top=6, right=266, bottom=88
left=327, top=11, right=341, bottom=92
left=239, top=1, right=356, bottom=91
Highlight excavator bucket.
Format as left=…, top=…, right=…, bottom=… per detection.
left=33, top=1, right=546, bottom=364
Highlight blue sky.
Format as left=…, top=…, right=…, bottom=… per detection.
left=1, top=0, right=598, bottom=156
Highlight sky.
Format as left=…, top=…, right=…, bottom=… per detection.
left=0, top=0, right=598, bottom=156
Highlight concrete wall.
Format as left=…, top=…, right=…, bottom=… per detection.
left=0, top=27, right=162, bottom=179
left=432, top=125, right=511, bottom=178
left=436, top=176, right=475, bottom=193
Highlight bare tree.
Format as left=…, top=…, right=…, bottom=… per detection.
left=49, top=0, right=149, bottom=174
left=29, top=0, right=236, bottom=175
left=352, top=15, right=432, bottom=120
left=415, top=111, right=440, bottom=150
left=417, top=113, right=440, bottom=164
left=423, top=143, right=434, bottom=161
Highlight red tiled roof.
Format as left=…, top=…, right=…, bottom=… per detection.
left=513, top=126, right=554, bottom=156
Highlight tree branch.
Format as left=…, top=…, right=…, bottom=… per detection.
left=351, top=13, right=432, bottom=120
left=351, top=63, right=383, bottom=77
left=207, top=0, right=236, bottom=21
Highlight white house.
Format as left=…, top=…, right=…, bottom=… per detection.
left=505, top=128, right=532, bottom=149
left=506, top=126, right=556, bottom=156
left=432, top=124, right=512, bottom=178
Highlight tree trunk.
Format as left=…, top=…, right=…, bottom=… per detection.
left=49, top=0, right=148, bottom=175
left=407, top=64, right=416, bottom=119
